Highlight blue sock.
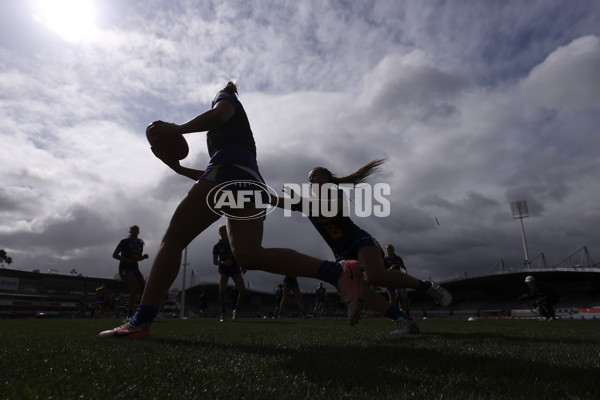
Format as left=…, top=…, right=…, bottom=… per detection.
left=130, top=304, right=157, bottom=327
left=385, top=306, right=410, bottom=321
left=317, top=261, right=344, bottom=287
left=418, top=280, right=432, bottom=292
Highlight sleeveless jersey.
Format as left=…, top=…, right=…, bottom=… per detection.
left=291, top=189, right=364, bottom=256
left=213, top=240, right=240, bottom=268
left=207, top=91, right=256, bottom=159
left=116, top=237, right=144, bottom=267
left=384, top=255, right=405, bottom=269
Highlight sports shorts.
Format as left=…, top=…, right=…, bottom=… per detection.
left=119, top=264, right=143, bottom=279
left=200, top=144, right=264, bottom=185
left=219, top=264, right=242, bottom=277
left=334, top=230, right=384, bottom=261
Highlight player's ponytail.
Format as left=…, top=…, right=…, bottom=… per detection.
left=223, top=81, right=238, bottom=95
left=312, top=159, right=386, bottom=185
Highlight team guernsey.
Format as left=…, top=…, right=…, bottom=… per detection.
left=315, top=286, right=326, bottom=303
left=116, top=237, right=145, bottom=278
left=384, top=255, right=405, bottom=269
left=213, top=240, right=242, bottom=276
left=275, top=285, right=283, bottom=303
left=202, top=91, right=264, bottom=185
left=291, top=189, right=376, bottom=260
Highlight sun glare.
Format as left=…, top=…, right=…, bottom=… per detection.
left=32, top=0, right=98, bottom=43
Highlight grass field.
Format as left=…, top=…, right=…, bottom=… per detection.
left=1, top=317, right=599, bottom=400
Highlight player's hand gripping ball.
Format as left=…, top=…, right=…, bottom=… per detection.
left=146, top=121, right=189, bottom=161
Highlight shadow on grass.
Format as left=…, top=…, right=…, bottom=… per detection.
left=420, top=329, right=597, bottom=346
left=153, top=329, right=598, bottom=397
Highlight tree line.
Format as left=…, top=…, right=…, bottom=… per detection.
left=0, top=249, right=13, bottom=267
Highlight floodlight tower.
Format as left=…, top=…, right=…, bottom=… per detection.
left=511, top=200, right=531, bottom=268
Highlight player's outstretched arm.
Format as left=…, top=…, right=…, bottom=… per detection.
left=151, top=147, right=204, bottom=180
left=269, top=186, right=307, bottom=212
left=178, top=101, right=235, bottom=134
left=174, top=165, right=205, bottom=180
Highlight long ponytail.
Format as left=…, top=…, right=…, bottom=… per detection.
left=311, top=158, right=386, bottom=185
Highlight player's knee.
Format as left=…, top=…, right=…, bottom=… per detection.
left=363, top=271, right=386, bottom=287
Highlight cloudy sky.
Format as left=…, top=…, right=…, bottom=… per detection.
left=1, top=0, right=599, bottom=294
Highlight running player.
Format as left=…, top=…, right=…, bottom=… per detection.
left=99, top=82, right=362, bottom=339
left=213, top=224, right=245, bottom=321
left=271, top=160, right=453, bottom=333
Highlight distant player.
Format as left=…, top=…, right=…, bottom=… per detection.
left=112, top=225, right=148, bottom=320
left=273, top=283, right=284, bottom=318
left=519, top=276, right=560, bottom=321
left=313, top=282, right=327, bottom=317
left=75, top=294, right=87, bottom=319
left=213, top=224, right=245, bottom=322
left=94, top=285, right=108, bottom=318
left=198, top=291, right=209, bottom=316
left=384, top=244, right=411, bottom=316
left=279, top=275, right=309, bottom=318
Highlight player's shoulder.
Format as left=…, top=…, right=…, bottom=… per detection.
left=213, top=91, right=238, bottom=107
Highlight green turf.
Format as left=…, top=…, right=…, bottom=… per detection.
left=1, top=317, right=599, bottom=400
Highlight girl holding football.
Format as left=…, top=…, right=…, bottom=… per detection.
left=99, top=82, right=362, bottom=339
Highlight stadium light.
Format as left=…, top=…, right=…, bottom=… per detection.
left=511, top=200, right=531, bottom=268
